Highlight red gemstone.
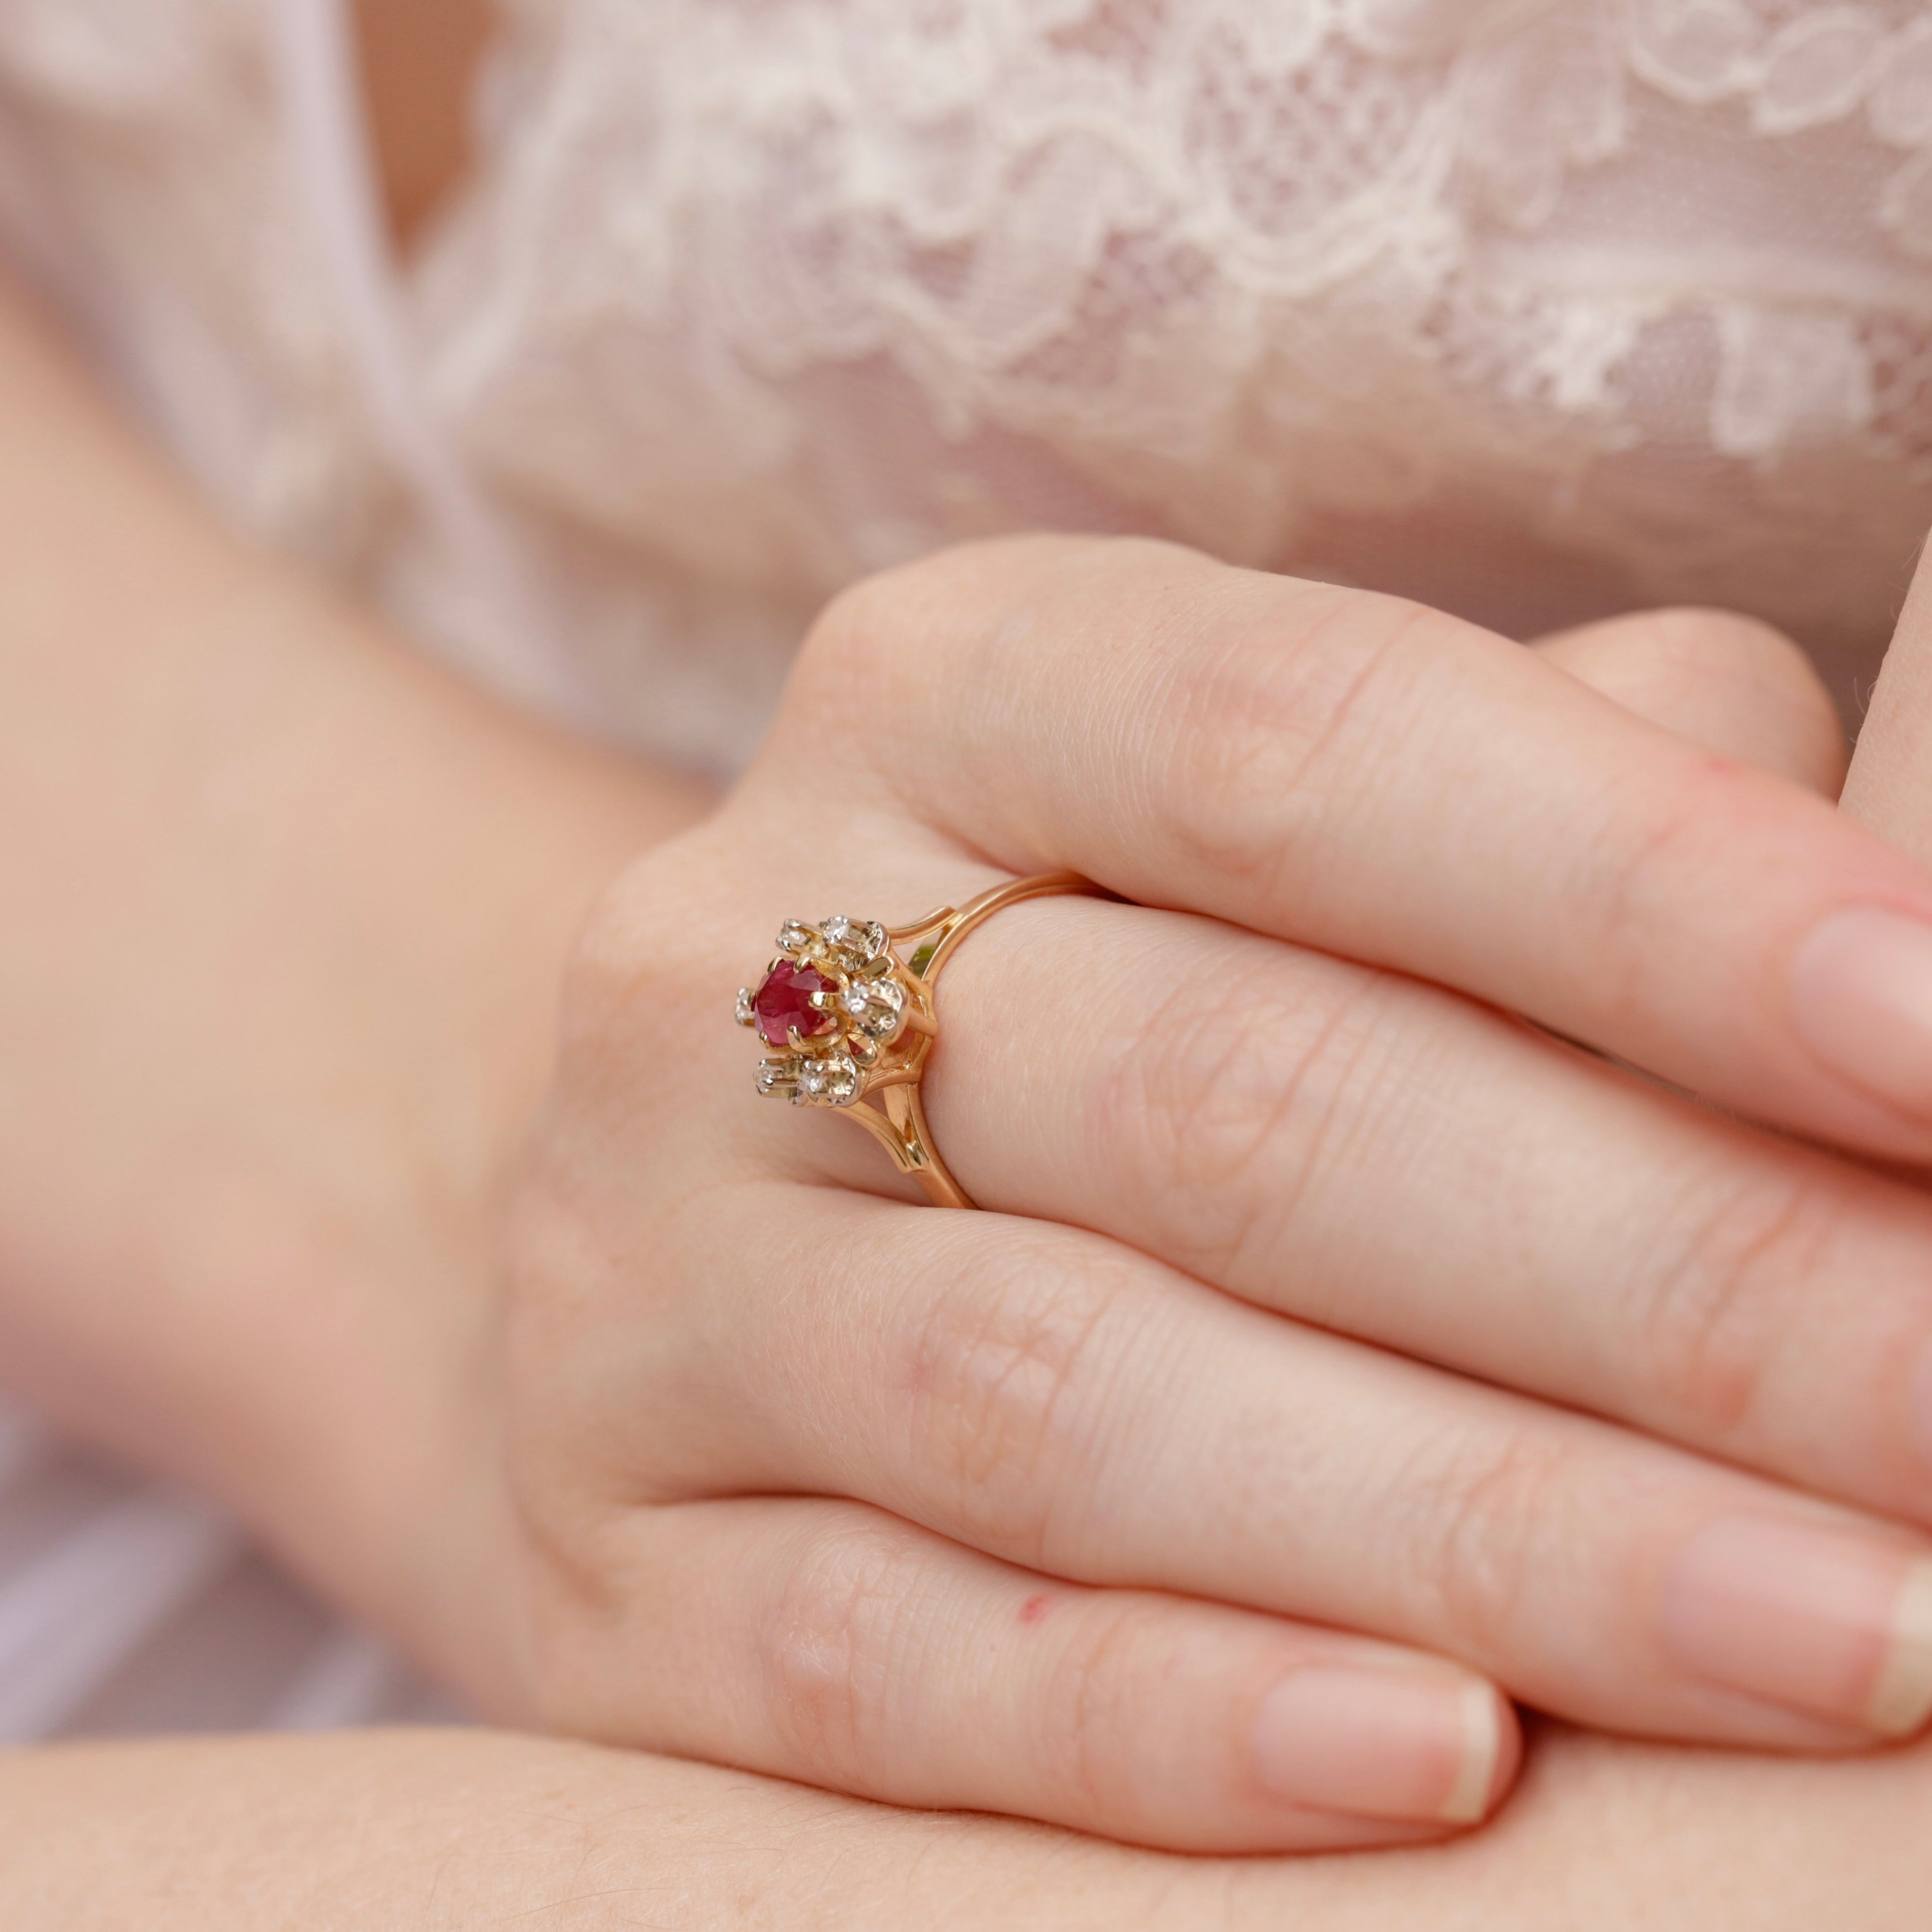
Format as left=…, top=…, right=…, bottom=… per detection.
left=752, top=960, right=839, bottom=1048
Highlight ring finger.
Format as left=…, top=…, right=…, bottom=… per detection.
left=910, top=891, right=1932, bottom=1541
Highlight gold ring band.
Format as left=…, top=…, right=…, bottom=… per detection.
left=736, top=871, right=1095, bottom=1207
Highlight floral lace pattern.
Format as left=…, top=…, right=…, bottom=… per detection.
left=0, top=0, right=388, bottom=570
left=393, top=0, right=1932, bottom=756
left=8, top=0, right=1932, bottom=745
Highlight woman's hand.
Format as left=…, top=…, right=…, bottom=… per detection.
left=6, top=252, right=1931, bottom=1858
left=483, top=536, right=1932, bottom=1850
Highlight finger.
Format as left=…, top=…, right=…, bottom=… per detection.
left=532, top=1491, right=1516, bottom=1852
left=1843, top=535, right=1932, bottom=859
left=901, top=895, right=1932, bottom=1548
left=1533, top=607, right=1846, bottom=796
left=781, top=536, right=1932, bottom=1159
left=668, top=1187, right=1932, bottom=1753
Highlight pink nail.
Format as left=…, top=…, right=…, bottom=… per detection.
left=1662, top=1514, right=1932, bottom=1737
left=1251, top=1666, right=1505, bottom=1825
left=1789, top=908, right=1932, bottom=1121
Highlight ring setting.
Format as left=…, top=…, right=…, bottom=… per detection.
left=735, top=874, right=1094, bottom=1208
left=737, top=915, right=927, bottom=1111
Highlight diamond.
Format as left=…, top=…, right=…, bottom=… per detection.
left=794, top=1051, right=860, bottom=1106
left=751, top=960, right=840, bottom=1048
left=777, top=920, right=815, bottom=953
left=735, top=986, right=755, bottom=1027
left=807, top=1058, right=861, bottom=1105
left=822, top=915, right=852, bottom=945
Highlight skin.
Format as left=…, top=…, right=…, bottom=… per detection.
left=352, top=0, right=496, bottom=246
left=5, top=1721, right=1931, bottom=1930
left=0, top=276, right=706, bottom=1698
left=2, top=0, right=1932, bottom=1912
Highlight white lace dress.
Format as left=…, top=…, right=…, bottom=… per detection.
left=0, top=0, right=1929, bottom=1735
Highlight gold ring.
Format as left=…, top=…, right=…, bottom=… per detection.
left=736, top=872, right=1095, bottom=1208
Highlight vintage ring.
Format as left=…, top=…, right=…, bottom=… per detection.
left=736, top=871, right=1095, bottom=1208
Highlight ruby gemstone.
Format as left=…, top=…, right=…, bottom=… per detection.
left=752, top=960, right=839, bottom=1049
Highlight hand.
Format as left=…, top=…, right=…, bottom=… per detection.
left=481, top=536, right=1932, bottom=1851
left=6, top=273, right=1922, bottom=1867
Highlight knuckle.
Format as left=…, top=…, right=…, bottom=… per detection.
left=1398, top=1422, right=1576, bottom=1659
left=554, top=836, right=743, bottom=1060
left=782, top=579, right=893, bottom=748
left=761, top=1519, right=922, bottom=1790
left=1099, top=939, right=1409, bottom=1282
left=790, top=534, right=1103, bottom=730
left=1545, top=606, right=1809, bottom=690
left=1159, top=590, right=1448, bottom=889
left=1599, top=607, right=1833, bottom=738
left=796, top=565, right=909, bottom=689
left=1644, top=606, right=1845, bottom=788
left=557, top=851, right=665, bottom=1049
left=1626, top=1165, right=1835, bottom=1434
left=1566, top=761, right=1743, bottom=1018
left=1548, top=607, right=1843, bottom=792
left=894, top=1229, right=1136, bottom=1565
left=1037, top=1596, right=1157, bottom=1813
left=788, top=555, right=972, bottom=746
left=536, top=850, right=703, bottom=1168
left=1638, top=606, right=1815, bottom=691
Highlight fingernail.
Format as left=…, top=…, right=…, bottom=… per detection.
left=1789, top=908, right=1932, bottom=1120
left=1252, top=1666, right=1505, bottom=1824
left=1662, top=1514, right=1932, bottom=1737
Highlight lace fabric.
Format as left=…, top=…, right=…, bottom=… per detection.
left=0, top=0, right=386, bottom=565
left=6, top=1, right=1932, bottom=758
left=391, top=0, right=1932, bottom=753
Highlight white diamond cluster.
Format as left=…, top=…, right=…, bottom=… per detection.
left=737, top=915, right=908, bottom=1107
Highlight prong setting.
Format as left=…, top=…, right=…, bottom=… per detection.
left=741, top=914, right=924, bottom=1106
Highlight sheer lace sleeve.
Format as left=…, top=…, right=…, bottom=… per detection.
left=8, top=1, right=1930, bottom=761
left=406, top=0, right=1932, bottom=751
